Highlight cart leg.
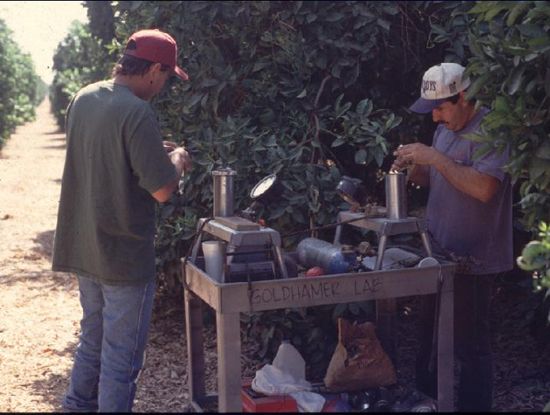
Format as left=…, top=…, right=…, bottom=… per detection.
left=374, top=235, right=397, bottom=361
left=437, top=269, right=454, bottom=412
left=216, top=311, right=242, bottom=412
left=376, top=298, right=397, bottom=362
left=420, top=230, right=433, bottom=257
left=374, top=235, right=388, bottom=271
left=185, top=289, right=206, bottom=404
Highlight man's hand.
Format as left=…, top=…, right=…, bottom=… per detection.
left=390, top=143, right=433, bottom=187
left=152, top=146, right=192, bottom=203
left=163, top=140, right=178, bottom=153
left=393, top=143, right=441, bottom=168
left=390, top=148, right=412, bottom=172
left=169, top=147, right=192, bottom=176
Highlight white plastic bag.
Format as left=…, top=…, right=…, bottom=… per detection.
left=251, top=342, right=325, bottom=412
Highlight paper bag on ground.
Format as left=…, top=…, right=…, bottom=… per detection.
left=324, top=318, right=397, bottom=392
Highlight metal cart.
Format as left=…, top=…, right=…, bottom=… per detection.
left=182, top=260, right=456, bottom=412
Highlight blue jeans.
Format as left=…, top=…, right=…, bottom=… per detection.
left=63, top=275, right=156, bottom=412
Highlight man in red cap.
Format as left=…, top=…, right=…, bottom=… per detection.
left=53, top=29, right=191, bottom=412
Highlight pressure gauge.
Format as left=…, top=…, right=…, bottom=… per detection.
left=250, top=173, right=277, bottom=200
left=336, top=176, right=367, bottom=207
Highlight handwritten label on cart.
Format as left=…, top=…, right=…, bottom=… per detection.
left=250, top=276, right=382, bottom=306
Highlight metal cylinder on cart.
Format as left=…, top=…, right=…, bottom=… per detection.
left=212, top=167, right=237, bottom=217
left=385, top=171, right=407, bottom=219
left=297, top=237, right=354, bottom=274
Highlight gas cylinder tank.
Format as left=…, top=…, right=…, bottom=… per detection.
left=296, top=238, right=355, bottom=274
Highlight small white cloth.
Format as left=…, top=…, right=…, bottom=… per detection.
left=251, top=364, right=325, bottom=412
left=252, top=364, right=311, bottom=395
left=289, top=391, right=326, bottom=413
left=252, top=342, right=326, bottom=412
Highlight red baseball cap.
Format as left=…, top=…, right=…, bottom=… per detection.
left=123, top=29, right=189, bottom=81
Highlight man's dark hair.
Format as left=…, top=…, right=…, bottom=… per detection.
left=445, top=89, right=473, bottom=105
left=111, top=41, right=171, bottom=77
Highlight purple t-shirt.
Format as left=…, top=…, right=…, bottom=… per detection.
left=426, top=108, right=513, bottom=275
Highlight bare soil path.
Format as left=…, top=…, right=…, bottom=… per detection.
left=1, top=98, right=549, bottom=413
left=0, top=99, right=80, bottom=412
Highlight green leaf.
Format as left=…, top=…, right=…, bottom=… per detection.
left=252, top=61, right=270, bottom=73
left=384, top=113, right=396, bottom=130
left=529, top=157, right=550, bottom=181
left=527, top=36, right=550, bottom=50
left=536, top=141, right=550, bottom=160
left=373, top=147, right=384, bottom=166
left=201, top=78, right=218, bottom=87
left=354, top=149, right=367, bottom=164
left=130, top=1, right=144, bottom=11
left=525, top=53, right=539, bottom=62
left=468, top=2, right=490, bottom=14
left=518, top=23, right=545, bottom=38
left=376, top=18, right=390, bottom=31
left=356, top=98, right=370, bottom=115
left=331, top=136, right=347, bottom=147
left=297, top=88, right=307, bottom=99
left=485, top=4, right=511, bottom=21
left=306, top=13, right=317, bottom=24
left=187, top=93, right=203, bottom=107
left=326, top=12, right=345, bottom=22
left=473, top=143, right=494, bottom=161
left=495, top=96, right=510, bottom=114
left=506, top=2, right=528, bottom=26
left=465, top=73, right=489, bottom=100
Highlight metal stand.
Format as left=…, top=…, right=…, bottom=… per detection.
left=333, top=211, right=434, bottom=362
left=182, top=258, right=455, bottom=412
left=190, top=217, right=288, bottom=281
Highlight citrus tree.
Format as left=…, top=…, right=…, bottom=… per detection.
left=431, top=0, right=550, bottom=349
left=0, top=19, right=45, bottom=148
left=110, top=1, right=450, bottom=290
left=109, top=0, right=452, bottom=374
left=50, top=18, right=113, bottom=130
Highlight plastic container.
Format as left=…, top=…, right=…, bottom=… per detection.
left=202, top=240, right=226, bottom=282
left=297, top=238, right=354, bottom=274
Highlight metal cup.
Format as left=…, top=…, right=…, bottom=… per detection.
left=202, top=240, right=226, bottom=282
left=212, top=168, right=237, bottom=217
left=385, top=171, right=407, bottom=219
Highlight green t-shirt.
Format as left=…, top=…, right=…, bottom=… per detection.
left=52, top=80, right=177, bottom=285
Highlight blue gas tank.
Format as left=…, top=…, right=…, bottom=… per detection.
left=296, top=237, right=355, bottom=274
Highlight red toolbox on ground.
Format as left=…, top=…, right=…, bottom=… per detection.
left=241, top=380, right=345, bottom=413
left=241, top=382, right=298, bottom=413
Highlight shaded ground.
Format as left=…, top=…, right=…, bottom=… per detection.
left=0, top=99, right=548, bottom=412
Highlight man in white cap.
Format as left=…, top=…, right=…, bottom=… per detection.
left=392, top=62, right=513, bottom=411
left=53, top=29, right=192, bottom=412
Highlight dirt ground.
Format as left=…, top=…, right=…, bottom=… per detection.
left=0, top=99, right=549, bottom=412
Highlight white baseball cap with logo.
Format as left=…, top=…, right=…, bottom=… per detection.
left=409, top=62, right=471, bottom=113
